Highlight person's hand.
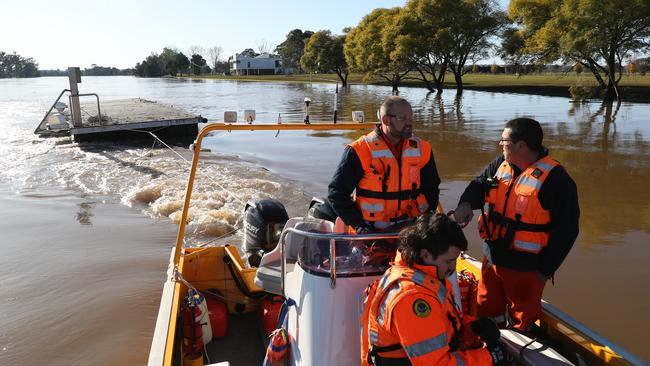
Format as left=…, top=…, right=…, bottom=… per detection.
left=471, top=317, right=501, bottom=347
left=471, top=318, right=507, bottom=366
left=354, top=224, right=373, bottom=235
left=453, top=202, right=473, bottom=228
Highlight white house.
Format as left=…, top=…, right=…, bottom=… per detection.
left=229, top=53, right=282, bottom=75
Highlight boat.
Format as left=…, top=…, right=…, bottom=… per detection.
left=148, top=121, right=648, bottom=366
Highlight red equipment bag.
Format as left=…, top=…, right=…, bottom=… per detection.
left=205, top=289, right=228, bottom=339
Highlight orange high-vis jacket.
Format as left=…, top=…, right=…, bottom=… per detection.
left=479, top=156, right=560, bottom=254
left=350, top=130, right=431, bottom=227
left=360, top=252, right=492, bottom=366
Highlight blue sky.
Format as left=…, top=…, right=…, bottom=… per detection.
left=2, top=0, right=509, bottom=70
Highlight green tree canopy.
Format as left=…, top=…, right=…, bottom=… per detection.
left=275, top=29, right=314, bottom=72
left=301, top=30, right=349, bottom=86
left=190, top=54, right=207, bottom=75
left=395, top=0, right=451, bottom=93
left=509, top=0, right=650, bottom=101
left=240, top=48, right=259, bottom=58
left=0, top=51, right=40, bottom=78
left=439, top=0, right=507, bottom=93
left=344, top=7, right=411, bottom=93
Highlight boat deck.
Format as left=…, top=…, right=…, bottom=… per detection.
left=205, top=312, right=266, bottom=365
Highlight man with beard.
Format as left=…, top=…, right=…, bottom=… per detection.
left=328, top=96, right=441, bottom=234
left=360, top=213, right=507, bottom=366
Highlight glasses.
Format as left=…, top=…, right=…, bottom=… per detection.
left=499, top=138, right=514, bottom=144
left=387, top=114, right=412, bottom=122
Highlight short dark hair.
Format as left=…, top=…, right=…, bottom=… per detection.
left=505, top=118, right=543, bottom=152
left=398, top=213, right=468, bottom=266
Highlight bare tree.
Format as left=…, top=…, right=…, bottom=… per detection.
left=188, top=45, right=205, bottom=58
left=256, top=39, right=273, bottom=54
left=206, top=46, right=223, bottom=74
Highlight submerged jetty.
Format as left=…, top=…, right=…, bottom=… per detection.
left=35, top=67, right=205, bottom=145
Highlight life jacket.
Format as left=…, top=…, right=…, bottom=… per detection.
left=479, top=156, right=560, bottom=254
left=359, top=264, right=467, bottom=366
left=350, top=130, right=431, bottom=228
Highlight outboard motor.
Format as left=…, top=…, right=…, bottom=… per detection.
left=243, top=199, right=289, bottom=267
left=306, top=197, right=337, bottom=223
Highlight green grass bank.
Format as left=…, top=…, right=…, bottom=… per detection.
left=187, top=73, right=650, bottom=103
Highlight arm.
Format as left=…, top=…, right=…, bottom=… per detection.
left=537, top=167, right=580, bottom=278
left=327, top=146, right=365, bottom=229
left=454, top=156, right=504, bottom=226
left=390, top=294, right=493, bottom=366
left=420, top=151, right=441, bottom=211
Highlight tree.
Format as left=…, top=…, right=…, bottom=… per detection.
left=344, top=7, right=411, bottom=93
left=160, top=47, right=180, bottom=76
left=206, top=46, right=223, bottom=74
left=509, top=0, right=650, bottom=101
left=190, top=54, right=206, bottom=75
left=256, top=39, right=273, bottom=54
left=176, top=52, right=190, bottom=75
left=301, top=30, right=350, bottom=86
left=188, top=45, right=204, bottom=59
left=439, top=0, right=507, bottom=93
left=275, top=29, right=314, bottom=72
left=240, top=48, right=258, bottom=58
left=394, top=0, right=451, bottom=94
left=499, top=26, right=529, bottom=74
left=0, top=51, right=40, bottom=78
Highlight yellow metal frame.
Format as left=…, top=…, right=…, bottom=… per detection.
left=162, top=122, right=376, bottom=364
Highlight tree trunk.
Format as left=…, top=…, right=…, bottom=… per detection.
left=335, top=69, right=348, bottom=87
left=604, top=51, right=620, bottom=102
left=417, top=68, right=435, bottom=92
left=454, top=71, right=463, bottom=94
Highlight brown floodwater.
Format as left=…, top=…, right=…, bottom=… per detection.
left=0, top=76, right=648, bottom=364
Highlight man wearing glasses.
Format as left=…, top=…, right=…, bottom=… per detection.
left=328, top=96, right=441, bottom=234
left=453, top=118, right=579, bottom=331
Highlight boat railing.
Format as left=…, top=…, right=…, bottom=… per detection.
left=34, top=89, right=103, bottom=134
left=173, top=122, right=377, bottom=267
left=279, top=228, right=401, bottom=292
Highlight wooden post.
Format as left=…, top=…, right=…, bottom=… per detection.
left=68, top=67, right=82, bottom=127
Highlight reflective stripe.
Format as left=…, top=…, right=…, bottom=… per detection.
left=418, top=203, right=429, bottom=212
left=361, top=203, right=384, bottom=212
left=412, top=270, right=426, bottom=285
left=437, top=283, right=447, bottom=304
left=403, top=332, right=447, bottom=358
left=453, top=352, right=467, bottom=366
left=369, top=329, right=379, bottom=344
left=495, top=170, right=512, bottom=181
left=513, top=240, right=542, bottom=252
left=371, top=149, right=393, bottom=159
left=535, top=162, right=554, bottom=171
left=364, top=134, right=379, bottom=143
left=372, top=220, right=393, bottom=230
left=517, top=175, right=542, bottom=190
left=379, top=273, right=390, bottom=291
left=402, top=148, right=421, bottom=158
left=378, top=283, right=401, bottom=327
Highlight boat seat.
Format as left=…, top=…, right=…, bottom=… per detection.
left=254, top=217, right=334, bottom=295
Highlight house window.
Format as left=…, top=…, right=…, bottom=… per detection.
left=248, top=62, right=251, bottom=68
left=275, top=60, right=280, bottom=67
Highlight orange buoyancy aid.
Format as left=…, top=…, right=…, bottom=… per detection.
left=359, top=254, right=491, bottom=366
left=350, top=131, right=431, bottom=227
left=479, top=156, right=560, bottom=254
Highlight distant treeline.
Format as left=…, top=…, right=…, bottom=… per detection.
left=40, top=66, right=133, bottom=77
left=0, top=51, right=39, bottom=78
left=133, top=47, right=229, bottom=77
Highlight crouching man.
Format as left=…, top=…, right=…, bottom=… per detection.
left=360, top=213, right=507, bottom=366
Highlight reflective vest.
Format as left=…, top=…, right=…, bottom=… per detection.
left=351, top=130, right=431, bottom=228
left=359, top=255, right=491, bottom=366
left=479, top=156, right=560, bottom=254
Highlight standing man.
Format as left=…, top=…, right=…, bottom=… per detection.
left=453, top=118, right=579, bottom=330
left=360, top=213, right=507, bottom=366
left=328, top=96, right=440, bottom=233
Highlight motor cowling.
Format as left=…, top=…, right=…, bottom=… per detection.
left=243, top=198, right=289, bottom=267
